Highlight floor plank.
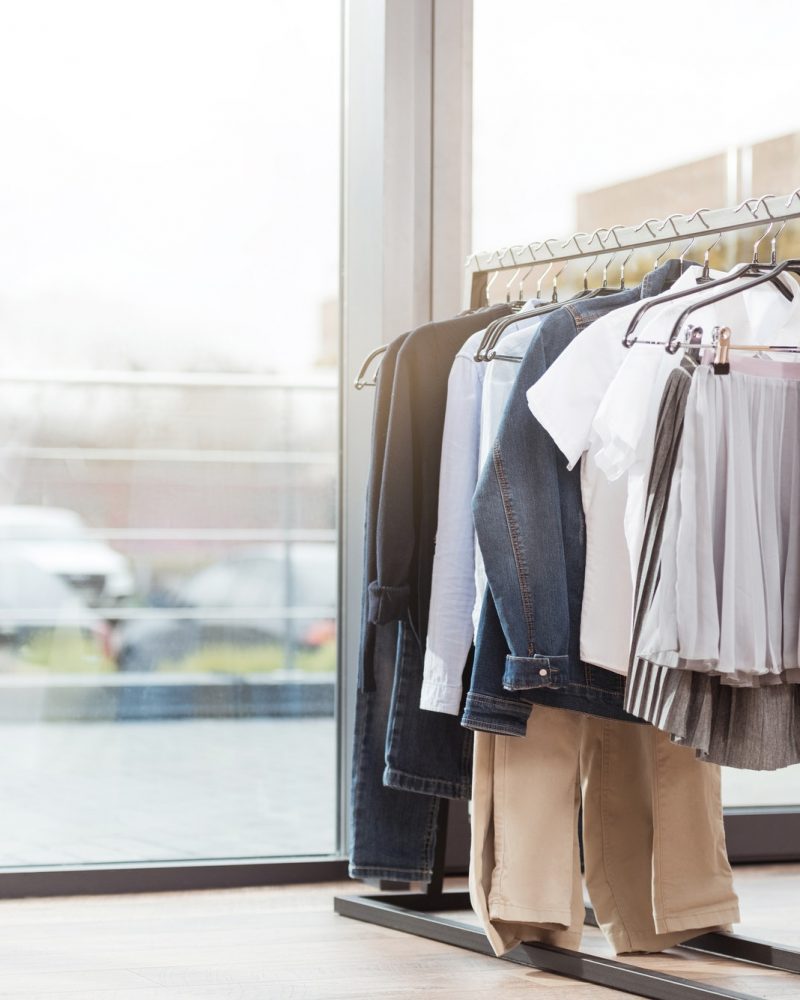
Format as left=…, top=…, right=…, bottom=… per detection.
left=0, top=867, right=796, bottom=998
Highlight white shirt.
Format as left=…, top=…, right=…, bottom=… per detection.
left=527, top=267, right=800, bottom=674
left=420, top=307, right=541, bottom=714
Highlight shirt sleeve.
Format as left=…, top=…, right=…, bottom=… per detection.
left=526, top=308, right=630, bottom=468
left=420, top=356, right=481, bottom=715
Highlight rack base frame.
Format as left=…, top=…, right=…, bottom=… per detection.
left=334, top=888, right=800, bottom=1000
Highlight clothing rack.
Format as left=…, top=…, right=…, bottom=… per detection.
left=336, top=191, right=800, bottom=999
left=464, top=190, right=800, bottom=310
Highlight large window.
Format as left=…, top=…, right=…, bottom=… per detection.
left=473, top=0, right=800, bottom=820
left=0, top=0, right=341, bottom=866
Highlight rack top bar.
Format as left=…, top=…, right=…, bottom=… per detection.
left=466, top=191, right=800, bottom=274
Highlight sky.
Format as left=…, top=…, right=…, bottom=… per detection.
left=473, top=0, right=800, bottom=253
left=0, top=0, right=340, bottom=373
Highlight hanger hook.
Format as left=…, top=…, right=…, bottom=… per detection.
left=771, top=218, right=788, bottom=265
left=678, top=235, right=696, bottom=266
left=741, top=195, right=776, bottom=264
left=784, top=188, right=800, bottom=210
left=549, top=232, right=587, bottom=302
left=635, top=218, right=660, bottom=239
left=577, top=230, right=605, bottom=290
left=583, top=252, right=601, bottom=290
left=701, top=228, right=724, bottom=280
left=602, top=225, right=630, bottom=287
left=752, top=222, right=774, bottom=264
left=505, top=268, right=522, bottom=302
left=601, top=250, right=618, bottom=288
left=732, top=197, right=758, bottom=218
left=653, top=213, right=687, bottom=270
left=653, top=238, right=675, bottom=271
left=657, top=213, right=685, bottom=238
left=534, top=238, right=560, bottom=298
left=517, top=261, right=537, bottom=299
left=748, top=194, right=776, bottom=221
left=604, top=224, right=625, bottom=250
left=632, top=218, right=661, bottom=270
left=683, top=207, right=712, bottom=230
left=504, top=249, right=523, bottom=302
left=485, top=248, right=507, bottom=302
left=592, top=225, right=630, bottom=288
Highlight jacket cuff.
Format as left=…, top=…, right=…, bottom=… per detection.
left=502, top=654, right=568, bottom=691
left=461, top=692, right=531, bottom=736
left=367, top=581, right=410, bottom=624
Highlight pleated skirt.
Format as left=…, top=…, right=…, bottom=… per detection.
left=624, top=361, right=800, bottom=770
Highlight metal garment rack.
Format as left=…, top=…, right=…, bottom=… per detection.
left=336, top=191, right=800, bottom=999
left=464, top=190, right=800, bottom=310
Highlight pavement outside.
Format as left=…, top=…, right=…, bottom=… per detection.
left=0, top=718, right=337, bottom=867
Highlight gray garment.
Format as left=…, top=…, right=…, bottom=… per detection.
left=624, top=359, right=800, bottom=771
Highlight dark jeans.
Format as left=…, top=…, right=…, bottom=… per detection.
left=349, top=621, right=472, bottom=883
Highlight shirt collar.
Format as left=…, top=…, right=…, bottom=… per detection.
left=742, top=271, right=800, bottom=341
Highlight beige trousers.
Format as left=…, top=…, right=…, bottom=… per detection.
left=469, top=705, right=740, bottom=956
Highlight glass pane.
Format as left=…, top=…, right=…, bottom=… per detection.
left=0, top=1, right=340, bottom=866
left=473, top=0, right=800, bottom=811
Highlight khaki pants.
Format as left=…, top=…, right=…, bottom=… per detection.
left=469, top=705, right=740, bottom=956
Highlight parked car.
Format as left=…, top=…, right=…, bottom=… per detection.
left=115, top=544, right=336, bottom=672
left=0, top=555, right=112, bottom=670
left=0, top=506, right=135, bottom=606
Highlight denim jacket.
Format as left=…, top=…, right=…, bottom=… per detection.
left=463, top=260, right=685, bottom=735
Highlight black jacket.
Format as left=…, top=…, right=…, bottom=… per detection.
left=367, top=305, right=511, bottom=646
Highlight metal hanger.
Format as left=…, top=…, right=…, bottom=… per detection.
left=535, top=239, right=560, bottom=300
left=483, top=232, right=618, bottom=364
left=468, top=248, right=522, bottom=362
left=477, top=234, right=598, bottom=362
left=664, top=252, right=800, bottom=353
left=602, top=225, right=636, bottom=289
left=696, top=227, right=724, bottom=283
left=622, top=202, right=793, bottom=348
left=601, top=245, right=620, bottom=289
left=478, top=237, right=581, bottom=360
left=354, top=345, right=388, bottom=389
left=483, top=249, right=507, bottom=304
left=577, top=228, right=626, bottom=294
left=473, top=249, right=547, bottom=361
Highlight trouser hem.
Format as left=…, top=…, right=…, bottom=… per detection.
left=654, top=902, right=741, bottom=935
left=384, top=765, right=471, bottom=800
left=487, top=922, right=583, bottom=957
left=488, top=897, right=573, bottom=927
left=611, top=922, right=729, bottom=956
left=348, top=863, right=431, bottom=883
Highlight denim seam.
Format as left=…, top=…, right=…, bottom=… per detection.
left=385, top=766, right=471, bottom=800
left=349, top=863, right=433, bottom=882
left=492, top=441, right=536, bottom=657
left=465, top=692, right=531, bottom=718
left=564, top=303, right=591, bottom=333
left=462, top=717, right=527, bottom=737
left=420, top=798, right=438, bottom=874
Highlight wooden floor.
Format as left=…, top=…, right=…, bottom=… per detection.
left=0, top=867, right=798, bottom=999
